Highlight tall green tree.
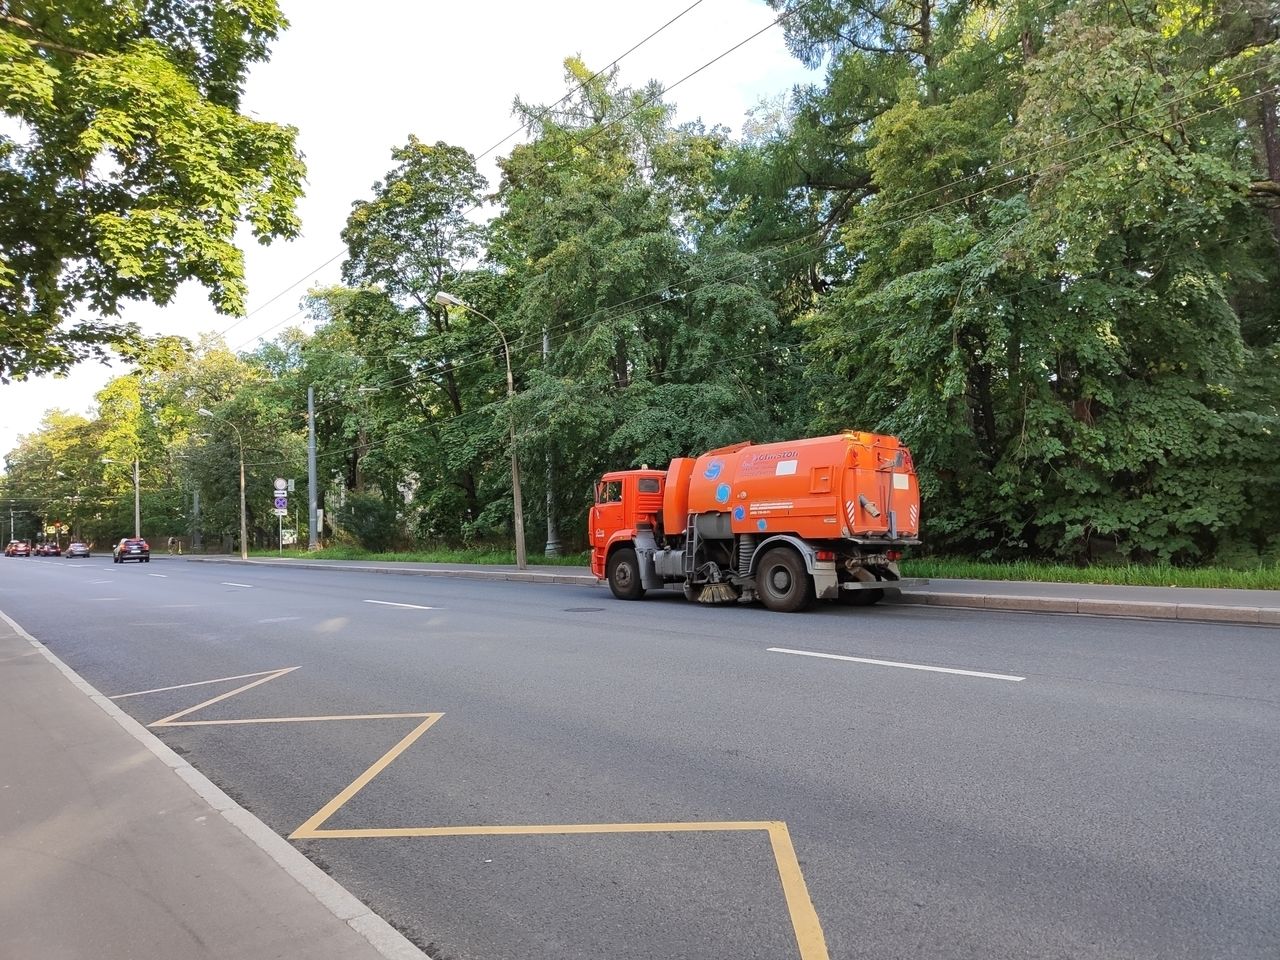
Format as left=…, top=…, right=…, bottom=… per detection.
left=0, top=0, right=305, bottom=381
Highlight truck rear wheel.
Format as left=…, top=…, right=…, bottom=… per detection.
left=607, top=547, right=645, bottom=601
left=756, top=547, right=812, bottom=613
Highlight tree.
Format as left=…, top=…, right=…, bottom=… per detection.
left=0, top=1, right=305, bottom=381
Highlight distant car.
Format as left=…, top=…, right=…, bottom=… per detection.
left=113, top=538, right=150, bottom=563
left=37, top=542, right=61, bottom=556
left=10, top=541, right=31, bottom=557
left=64, top=542, right=91, bottom=558
left=3, top=541, right=17, bottom=557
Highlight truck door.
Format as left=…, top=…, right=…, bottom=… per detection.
left=589, top=479, right=625, bottom=577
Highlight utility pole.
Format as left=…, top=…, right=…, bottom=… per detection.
left=192, top=489, right=202, bottom=550
left=308, top=385, right=319, bottom=550
left=543, top=326, right=560, bottom=556
left=133, top=457, right=141, bottom=538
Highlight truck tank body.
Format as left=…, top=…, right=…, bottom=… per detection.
left=684, top=432, right=920, bottom=541
left=662, top=457, right=696, bottom=536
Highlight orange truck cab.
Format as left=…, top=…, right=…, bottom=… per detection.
left=589, top=432, right=924, bottom=612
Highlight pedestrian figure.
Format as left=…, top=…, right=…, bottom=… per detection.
left=167, top=536, right=176, bottom=557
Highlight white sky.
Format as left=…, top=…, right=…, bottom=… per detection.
left=0, top=0, right=816, bottom=462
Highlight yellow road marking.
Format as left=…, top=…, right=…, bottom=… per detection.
left=151, top=666, right=298, bottom=726
left=297, top=820, right=773, bottom=839
left=290, top=713, right=443, bottom=838
left=767, top=822, right=830, bottom=960
left=161, top=712, right=437, bottom=727
left=297, top=817, right=829, bottom=960
left=111, top=668, right=289, bottom=699
left=116, top=662, right=830, bottom=959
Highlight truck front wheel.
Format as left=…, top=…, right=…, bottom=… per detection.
left=607, top=547, right=646, bottom=601
left=756, top=547, right=813, bottom=613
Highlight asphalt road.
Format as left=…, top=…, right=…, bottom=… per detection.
left=3, top=554, right=1278, bottom=960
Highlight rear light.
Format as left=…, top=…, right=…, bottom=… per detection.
left=141, top=541, right=149, bottom=550
left=815, top=550, right=836, bottom=562
left=886, top=550, right=902, bottom=561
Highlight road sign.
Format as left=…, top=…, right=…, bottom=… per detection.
left=273, top=477, right=288, bottom=492
left=273, top=496, right=287, bottom=509
left=273, top=507, right=288, bottom=517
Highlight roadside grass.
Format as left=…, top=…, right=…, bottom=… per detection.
left=243, top=547, right=1280, bottom=589
left=248, top=545, right=591, bottom=566
left=900, top=557, right=1280, bottom=590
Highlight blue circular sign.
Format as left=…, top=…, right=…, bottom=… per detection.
left=714, top=482, right=731, bottom=504
left=733, top=505, right=746, bottom=521
left=757, top=519, right=768, bottom=531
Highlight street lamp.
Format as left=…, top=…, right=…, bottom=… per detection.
left=198, top=408, right=248, bottom=561
left=433, top=291, right=527, bottom=570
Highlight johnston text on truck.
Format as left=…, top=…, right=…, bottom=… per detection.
left=589, top=431, right=924, bottom=612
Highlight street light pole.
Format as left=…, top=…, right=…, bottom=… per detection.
left=433, top=291, right=527, bottom=570
left=198, top=408, right=248, bottom=561
left=133, top=457, right=140, bottom=538
left=308, top=385, right=319, bottom=550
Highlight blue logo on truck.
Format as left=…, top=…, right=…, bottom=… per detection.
left=733, top=505, right=746, bottom=521
left=704, top=460, right=723, bottom=480
left=715, top=483, right=731, bottom=504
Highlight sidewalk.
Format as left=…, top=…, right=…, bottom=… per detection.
left=0, top=611, right=428, bottom=960
left=188, top=556, right=1280, bottom=625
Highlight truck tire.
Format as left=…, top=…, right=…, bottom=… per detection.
left=607, top=547, right=646, bottom=601
left=756, top=547, right=813, bottom=613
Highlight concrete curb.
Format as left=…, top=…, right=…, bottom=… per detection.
left=186, top=558, right=1280, bottom=626
left=895, top=591, right=1279, bottom=626
left=0, top=608, right=433, bottom=960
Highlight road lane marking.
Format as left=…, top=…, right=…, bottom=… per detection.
left=292, top=714, right=444, bottom=837
left=162, top=712, right=437, bottom=727
left=108, top=661, right=829, bottom=960
left=148, top=573, right=168, bottom=578
left=151, top=666, right=300, bottom=725
left=362, top=599, right=437, bottom=610
left=89, top=579, right=112, bottom=584
left=112, top=668, right=297, bottom=699
left=258, top=616, right=300, bottom=623
left=767, top=647, right=1025, bottom=682
left=221, top=581, right=253, bottom=588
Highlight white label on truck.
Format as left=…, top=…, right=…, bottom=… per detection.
left=775, top=460, right=798, bottom=476
left=893, top=473, right=910, bottom=490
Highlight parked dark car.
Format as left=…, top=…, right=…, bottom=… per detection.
left=37, top=542, right=61, bottom=556
left=64, top=542, right=91, bottom=558
left=113, top=538, right=150, bottom=563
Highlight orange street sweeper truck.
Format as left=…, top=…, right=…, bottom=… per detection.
left=589, top=431, right=923, bottom=612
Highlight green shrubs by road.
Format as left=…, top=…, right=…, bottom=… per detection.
left=899, top=558, right=1280, bottom=591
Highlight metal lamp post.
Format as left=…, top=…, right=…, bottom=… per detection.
left=198, top=408, right=248, bottom=561
left=433, top=291, right=527, bottom=570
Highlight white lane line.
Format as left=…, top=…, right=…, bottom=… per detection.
left=221, top=581, right=253, bottom=588
left=89, top=579, right=112, bottom=584
left=111, top=668, right=290, bottom=699
left=363, top=599, right=437, bottom=610
left=148, top=573, right=168, bottom=578
left=767, top=646, right=1025, bottom=682
left=258, top=616, right=301, bottom=623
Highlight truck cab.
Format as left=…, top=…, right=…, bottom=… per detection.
left=589, top=469, right=666, bottom=581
